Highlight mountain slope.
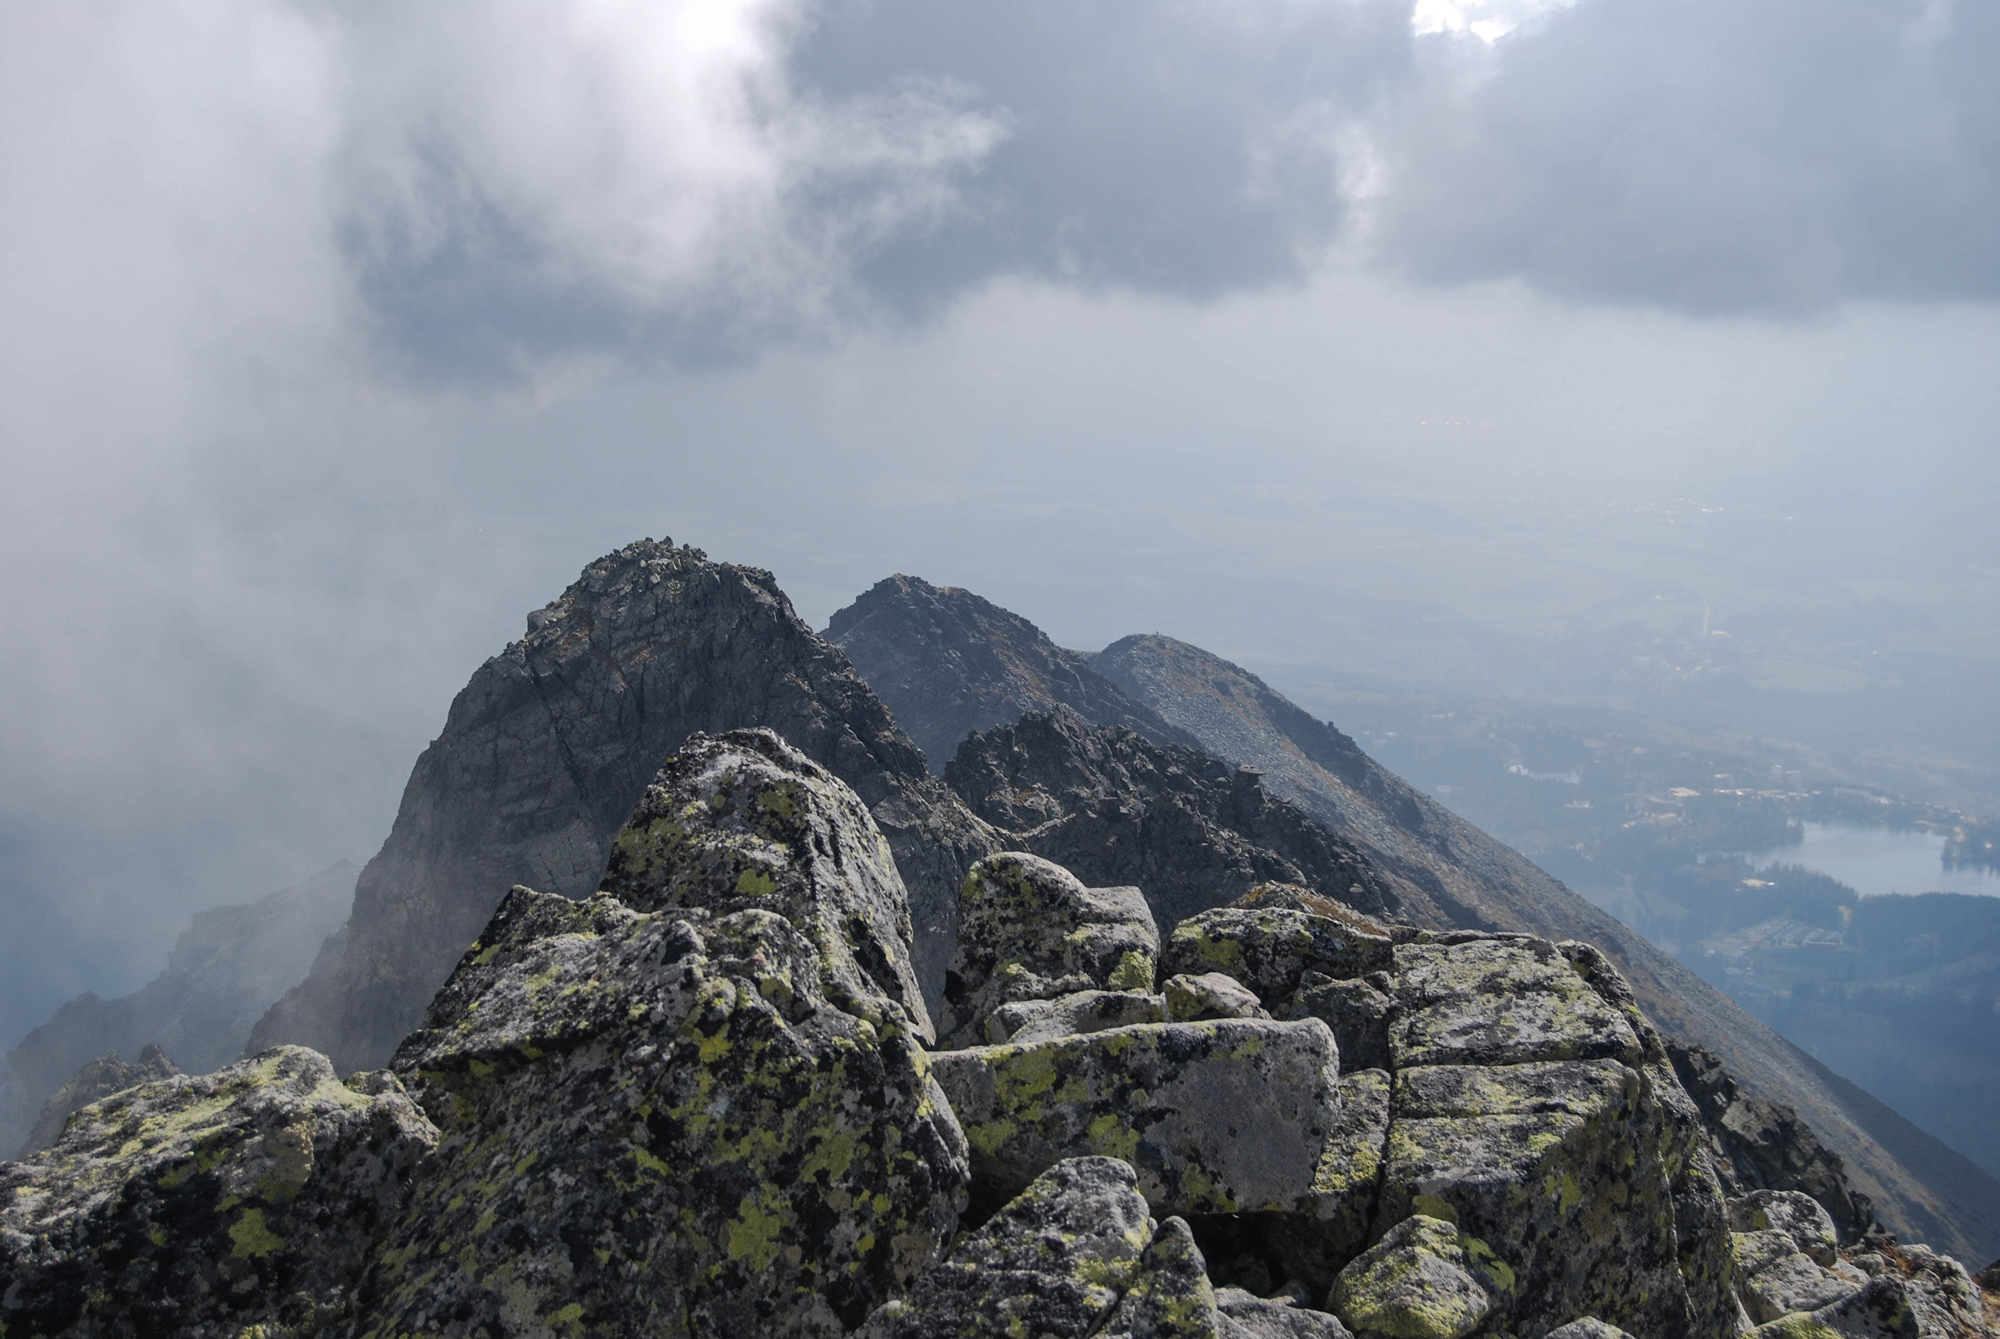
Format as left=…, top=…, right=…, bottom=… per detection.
left=827, top=575, right=1200, bottom=770
left=0, top=861, right=355, bottom=1156
left=250, top=541, right=994, bottom=1073
left=1093, top=633, right=2000, bottom=1263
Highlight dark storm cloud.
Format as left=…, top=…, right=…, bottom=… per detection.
left=1378, top=0, right=2000, bottom=312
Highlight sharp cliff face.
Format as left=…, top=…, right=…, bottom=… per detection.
left=1091, top=632, right=2000, bottom=1265
left=0, top=860, right=355, bottom=1158
left=826, top=575, right=1200, bottom=771
left=248, top=541, right=995, bottom=1075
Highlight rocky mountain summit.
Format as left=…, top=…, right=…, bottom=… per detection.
left=826, top=580, right=2000, bottom=1263
left=5, top=731, right=1994, bottom=1337
left=250, top=540, right=995, bottom=1076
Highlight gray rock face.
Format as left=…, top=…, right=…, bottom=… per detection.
left=1672, top=1039, right=1877, bottom=1241
left=992, top=989, right=1168, bottom=1045
left=858, top=1156, right=1154, bottom=1339
left=1164, top=972, right=1270, bottom=1023
left=0, top=861, right=357, bottom=1157
left=0, top=1045, right=437, bottom=1339
left=250, top=540, right=995, bottom=1074
left=931, top=1018, right=1342, bottom=1219
left=825, top=574, right=1202, bottom=773
left=1094, top=632, right=2000, bottom=1263
left=599, top=727, right=935, bottom=1040
left=941, top=851, right=1160, bottom=1045
left=22, top=1043, right=179, bottom=1156
left=1328, top=1213, right=1498, bottom=1339
left=1098, top=1215, right=1228, bottom=1339
left=1216, top=1287, right=1355, bottom=1339
left=947, top=709, right=1396, bottom=932
left=364, top=735, right=971, bottom=1338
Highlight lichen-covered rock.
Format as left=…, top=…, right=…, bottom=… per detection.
left=1750, top=1274, right=1921, bottom=1338
left=857, top=1156, right=1152, bottom=1339
left=1376, top=1054, right=1704, bottom=1338
left=21, top=1042, right=180, bottom=1156
left=0, top=1045, right=436, bottom=1339
left=1833, top=1241, right=1997, bottom=1339
left=1266, top=1068, right=1393, bottom=1294
left=1098, top=1216, right=1228, bottom=1338
left=1543, top=1321, right=1637, bottom=1339
left=1289, top=971, right=1395, bottom=1072
left=1733, top=1192, right=1856, bottom=1322
left=990, top=990, right=1168, bottom=1045
left=1388, top=936, right=1642, bottom=1069
left=1165, top=907, right=1393, bottom=1015
left=930, top=1019, right=1340, bottom=1217
left=1328, top=1214, right=1498, bottom=1339
left=1165, top=972, right=1271, bottom=1023
left=599, top=727, right=935, bottom=1041
left=1735, top=1191, right=1842, bottom=1266
left=1216, top=1287, right=1355, bottom=1339
left=941, top=852, right=1159, bottom=1044
left=364, top=887, right=968, bottom=1338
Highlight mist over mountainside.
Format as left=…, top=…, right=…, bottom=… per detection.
left=0, top=861, right=354, bottom=1157
left=828, top=579, right=2000, bottom=1262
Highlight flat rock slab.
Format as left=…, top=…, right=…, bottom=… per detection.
left=931, top=1018, right=1340, bottom=1216
left=1389, top=939, right=1642, bottom=1069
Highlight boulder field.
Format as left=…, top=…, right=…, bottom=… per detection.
left=3, top=731, right=1994, bottom=1338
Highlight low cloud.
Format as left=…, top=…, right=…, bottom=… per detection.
left=1376, top=0, right=2000, bottom=312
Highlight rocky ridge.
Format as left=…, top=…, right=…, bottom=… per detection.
left=827, top=575, right=1201, bottom=771
left=5, top=730, right=1991, bottom=1337
left=823, top=579, right=2000, bottom=1262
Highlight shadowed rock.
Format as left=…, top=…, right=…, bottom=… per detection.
left=857, top=1156, right=1153, bottom=1339
left=825, top=574, right=1203, bottom=772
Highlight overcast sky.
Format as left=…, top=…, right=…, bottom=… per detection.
left=3, top=0, right=1997, bottom=1042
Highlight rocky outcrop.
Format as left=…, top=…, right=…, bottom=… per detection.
left=250, top=540, right=995, bottom=1075
left=22, top=1043, right=179, bottom=1155
left=0, top=861, right=357, bottom=1157
left=0, top=1046, right=437, bottom=1338
left=5, top=726, right=1997, bottom=1338
left=362, top=729, right=970, bottom=1337
left=924, top=865, right=1754, bottom=1339
left=825, top=575, right=1201, bottom=773
left=1672, top=1040, right=1876, bottom=1242
left=1092, top=633, right=2000, bottom=1263
left=947, top=709, right=1395, bottom=932
left=939, top=850, right=1160, bottom=1045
